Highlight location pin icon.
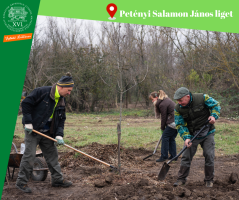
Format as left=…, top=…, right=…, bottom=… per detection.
left=106, top=3, right=117, bottom=20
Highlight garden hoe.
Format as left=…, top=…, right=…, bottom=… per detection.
left=158, top=120, right=210, bottom=181
left=143, top=135, right=162, bottom=161
left=32, top=129, right=118, bottom=172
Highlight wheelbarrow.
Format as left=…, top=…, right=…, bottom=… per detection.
left=8, top=142, right=48, bottom=181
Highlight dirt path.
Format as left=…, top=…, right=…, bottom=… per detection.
left=3, top=143, right=239, bottom=200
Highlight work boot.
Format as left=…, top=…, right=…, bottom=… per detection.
left=52, top=179, right=72, bottom=187
left=16, top=183, right=32, bottom=193
left=205, top=181, right=213, bottom=187
left=173, top=179, right=186, bottom=187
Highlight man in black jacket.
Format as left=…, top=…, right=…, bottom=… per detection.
left=16, top=73, right=74, bottom=193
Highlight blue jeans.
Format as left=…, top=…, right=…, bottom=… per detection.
left=160, top=126, right=178, bottom=159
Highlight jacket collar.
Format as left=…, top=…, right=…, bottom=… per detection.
left=50, top=84, right=65, bottom=106
left=50, top=84, right=56, bottom=100
left=155, top=99, right=163, bottom=107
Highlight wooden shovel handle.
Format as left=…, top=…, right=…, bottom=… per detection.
left=33, top=129, right=57, bottom=142
left=32, top=129, right=113, bottom=168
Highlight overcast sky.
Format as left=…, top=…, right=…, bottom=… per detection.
left=36, top=15, right=102, bottom=45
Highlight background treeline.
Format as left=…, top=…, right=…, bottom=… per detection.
left=24, top=17, right=239, bottom=117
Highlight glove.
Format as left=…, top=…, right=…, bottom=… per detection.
left=55, top=136, right=65, bottom=145
left=25, top=124, right=33, bottom=134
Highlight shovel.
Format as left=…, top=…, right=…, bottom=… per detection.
left=143, top=135, right=162, bottom=161
left=32, top=129, right=117, bottom=172
left=158, top=120, right=210, bottom=181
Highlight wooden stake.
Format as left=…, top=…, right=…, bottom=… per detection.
left=117, top=123, right=121, bottom=175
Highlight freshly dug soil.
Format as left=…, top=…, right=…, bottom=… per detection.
left=3, top=142, right=239, bottom=200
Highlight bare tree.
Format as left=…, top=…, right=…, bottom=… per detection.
left=99, top=22, right=148, bottom=174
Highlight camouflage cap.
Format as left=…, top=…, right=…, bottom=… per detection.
left=174, top=87, right=190, bottom=100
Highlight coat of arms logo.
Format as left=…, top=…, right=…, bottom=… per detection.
left=3, top=3, right=33, bottom=32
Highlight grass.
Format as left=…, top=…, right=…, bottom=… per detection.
left=14, top=109, right=239, bottom=156
left=214, top=123, right=239, bottom=155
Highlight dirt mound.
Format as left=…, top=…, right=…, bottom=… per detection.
left=59, top=142, right=153, bottom=170
left=59, top=143, right=118, bottom=168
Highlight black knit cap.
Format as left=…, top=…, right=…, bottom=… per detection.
left=57, top=72, right=74, bottom=87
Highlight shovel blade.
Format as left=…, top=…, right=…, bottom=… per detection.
left=158, top=162, right=170, bottom=181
